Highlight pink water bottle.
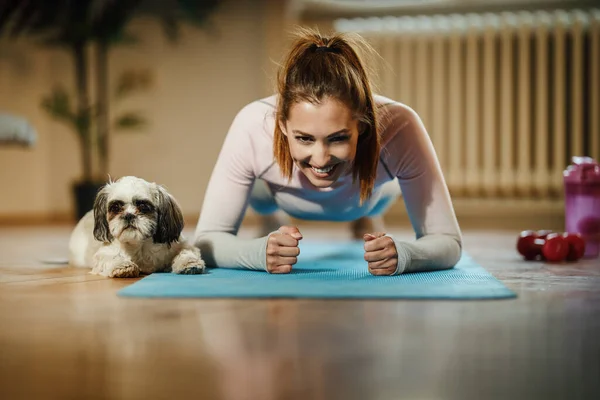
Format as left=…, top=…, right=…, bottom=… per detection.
left=563, top=156, right=600, bottom=258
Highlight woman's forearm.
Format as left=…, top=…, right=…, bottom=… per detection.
left=391, top=233, right=462, bottom=274
left=194, top=231, right=269, bottom=271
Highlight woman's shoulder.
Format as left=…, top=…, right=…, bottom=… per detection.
left=374, top=95, right=421, bottom=144
left=228, top=95, right=277, bottom=143
left=374, top=94, right=417, bottom=120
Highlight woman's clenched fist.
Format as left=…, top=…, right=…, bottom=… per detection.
left=266, top=225, right=302, bottom=274
left=364, top=232, right=398, bottom=276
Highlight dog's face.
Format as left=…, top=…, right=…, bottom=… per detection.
left=92, top=176, right=183, bottom=245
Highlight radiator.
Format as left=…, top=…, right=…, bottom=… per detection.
left=335, top=9, right=600, bottom=200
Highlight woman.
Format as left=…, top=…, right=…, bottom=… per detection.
left=193, top=28, right=462, bottom=276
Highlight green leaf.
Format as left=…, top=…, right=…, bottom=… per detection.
left=160, top=14, right=180, bottom=42
left=89, top=0, right=140, bottom=43
left=40, top=85, right=93, bottom=140
left=114, top=69, right=153, bottom=99
left=176, top=0, right=220, bottom=26
left=107, top=31, right=139, bottom=46
left=113, top=112, right=147, bottom=130
left=40, top=86, right=75, bottom=123
left=133, top=0, right=221, bottom=43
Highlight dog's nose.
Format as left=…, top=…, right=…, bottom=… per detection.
left=122, top=213, right=135, bottom=223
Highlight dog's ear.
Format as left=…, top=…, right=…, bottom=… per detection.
left=153, top=185, right=184, bottom=246
left=93, top=185, right=113, bottom=243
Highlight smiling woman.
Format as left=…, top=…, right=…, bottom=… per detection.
left=285, top=99, right=359, bottom=188
left=193, top=27, right=462, bottom=277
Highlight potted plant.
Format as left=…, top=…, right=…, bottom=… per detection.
left=40, top=69, right=152, bottom=219
left=0, top=0, right=220, bottom=219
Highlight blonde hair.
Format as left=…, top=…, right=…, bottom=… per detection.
left=273, top=27, right=380, bottom=204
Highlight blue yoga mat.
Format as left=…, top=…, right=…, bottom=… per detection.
left=118, top=241, right=516, bottom=300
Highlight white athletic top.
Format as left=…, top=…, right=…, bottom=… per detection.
left=193, top=95, right=462, bottom=274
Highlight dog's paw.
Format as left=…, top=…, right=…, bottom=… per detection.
left=173, top=258, right=206, bottom=275
left=177, top=265, right=205, bottom=275
left=174, top=260, right=206, bottom=275
left=172, top=248, right=206, bottom=275
left=109, top=262, right=141, bottom=278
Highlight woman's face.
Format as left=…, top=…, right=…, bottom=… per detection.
left=284, top=97, right=360, bottom=188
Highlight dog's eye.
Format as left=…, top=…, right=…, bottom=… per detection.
left=137, top=202, right=152, bottom=213
left=109, top=203, right=122, bottom=214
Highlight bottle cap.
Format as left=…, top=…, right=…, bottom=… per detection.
left=563, top=156, right=600, bottom=184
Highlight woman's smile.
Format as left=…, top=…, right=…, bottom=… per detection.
left=306, top=162, right=338, bottom=178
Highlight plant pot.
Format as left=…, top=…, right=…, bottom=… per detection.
left=73, top=181, right=105, bottom=220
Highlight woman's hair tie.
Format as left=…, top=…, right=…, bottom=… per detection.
left=313, top=45, right=341, bottom=54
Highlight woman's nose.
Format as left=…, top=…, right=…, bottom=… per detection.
left=311, top=143, right=330, bottom=166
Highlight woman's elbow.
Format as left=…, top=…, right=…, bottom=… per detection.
left=447, top=235, right=463, bottom=268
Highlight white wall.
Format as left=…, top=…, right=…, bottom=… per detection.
left=0, top=43, right=56, bottom=216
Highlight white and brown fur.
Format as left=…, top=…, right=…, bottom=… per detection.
left=68, top=176, right=205, bottom=278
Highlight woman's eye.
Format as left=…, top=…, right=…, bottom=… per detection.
left=295, top=136, right=313, bottom=144
left=330, top=136, right=349, bottom=143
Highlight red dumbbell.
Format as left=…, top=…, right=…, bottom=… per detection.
left=541, top=233, right=570, bottom=262
left=562, top=232, right=586, bottom=261
left=536, top=230, right=555, bottom=239
left=518, top=230, right=587, bottom=263
left=517, top=230, right=541, bottom=260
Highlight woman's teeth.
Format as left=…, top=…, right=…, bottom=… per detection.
left=312, top=165, right=335, bottom=174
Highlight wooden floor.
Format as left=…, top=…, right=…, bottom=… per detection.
left=0, top=223, right=599, bottom=400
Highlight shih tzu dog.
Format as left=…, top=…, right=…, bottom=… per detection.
left=68, top=176, right=205, bottom=278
